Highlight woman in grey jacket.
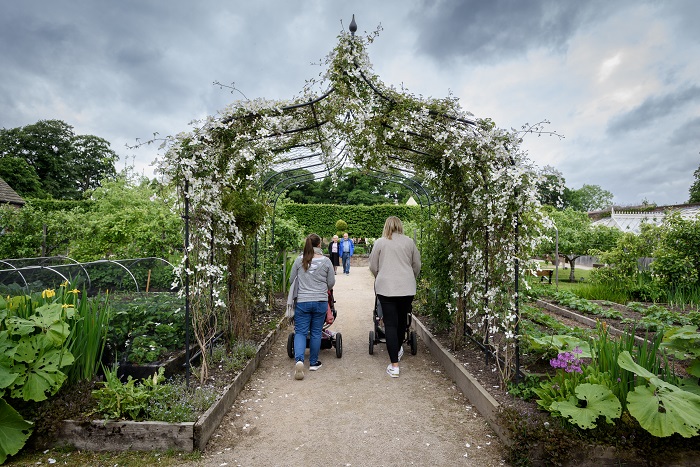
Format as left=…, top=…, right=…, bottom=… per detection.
left=369, top=217, right=421, bottom=378
left=290, top=233, right=335, bottom=380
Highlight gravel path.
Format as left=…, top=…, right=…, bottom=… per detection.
left=182, top=266, right=508, bottom=466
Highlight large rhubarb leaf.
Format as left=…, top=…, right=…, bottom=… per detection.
left=550, top=383, right=621, bottom=429
left=619, top=350, right=700, bottom=438
left=678, top=378, right=700, bottom=396
left=0, top=333, right=18, bottom=391
left=10, top=348, right=72, bottom=402
left=33, top=304, right=70, bottom=347
left=627, top=383, right=700, bottom=438
left=688, top=359, right=700, bottom=378
left=0, top=363, right=17, bottom=390
left=4, top=317, right=35, bottom=337
left=0, top=398, right=33, bottom=464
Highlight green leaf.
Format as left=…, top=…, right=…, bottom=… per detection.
left=678, top=378, right=700, bottom=396
left=550, top=383, right=621, bottom=429
left=688, top=359, right=700, bottom=378
left=529, top=334, right=592, bottom=357
left=12, top=335, right=42, bottom=363
left=5, top=317, right=35, bottom=337
left=10, top=349, right=72, bottom=402
left=617, top=350, right=656, bottom=379
left=627, top=383, right=700, bottom=438
left=619, top=350, right=700, bottom=437
left=661, top=325, right=700, bottom=359
left=0, top=398, right=33, bottom=464
left=0, top=363, right=18, bottom=390
left=43, top=320, right=70, bottom=348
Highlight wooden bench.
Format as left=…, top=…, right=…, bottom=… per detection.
left=534, top=269, right=553, bottom=284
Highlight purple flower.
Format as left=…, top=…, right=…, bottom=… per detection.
left=550, top=348, right=583, bottom=374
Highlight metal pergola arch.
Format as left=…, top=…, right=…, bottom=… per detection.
left=262, top=142, right=435, bottom=246
left=180, top=16, right=525, bottom=383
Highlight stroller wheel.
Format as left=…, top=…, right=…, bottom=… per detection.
left=368, top=330, right=374, bottom=355
left=335, top=332, right=343, bottom=358
left=287, top=332, right=295, bottom=359
left=410, top=330, right=418, bottom=355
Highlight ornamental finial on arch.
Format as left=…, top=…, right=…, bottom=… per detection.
left=349, top=14, right=357, bottom=35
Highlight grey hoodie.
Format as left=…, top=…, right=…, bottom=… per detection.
left=290, top=254, right=335, bottom=303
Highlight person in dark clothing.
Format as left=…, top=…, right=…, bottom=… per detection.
left=328, top=234, right=340, bottom=275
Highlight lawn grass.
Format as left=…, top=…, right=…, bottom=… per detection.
left=530, top=260, right=592, bottom=292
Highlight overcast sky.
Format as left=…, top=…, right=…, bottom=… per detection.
left=2, top=1, right=699, bottom=206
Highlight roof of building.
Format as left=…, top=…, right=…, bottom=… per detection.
left=0, top=178, right=26, bottom=207
left=591, top=203, right=700, bottom=234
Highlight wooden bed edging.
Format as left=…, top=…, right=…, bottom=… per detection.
left=57, top=316, right=289, bottom=452
left=58, top=420, right=195, bottom=452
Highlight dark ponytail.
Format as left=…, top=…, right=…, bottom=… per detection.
left=301, top=233, right=321, bottom=270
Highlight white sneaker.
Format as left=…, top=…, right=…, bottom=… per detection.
left=294, top=361, right=304, bottom=380
left=398, top=346, right=404, bottom=362
left=386, top=364, right=400, bottom=378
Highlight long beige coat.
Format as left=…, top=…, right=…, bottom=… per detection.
left=369, top=233, right=421, bottom=297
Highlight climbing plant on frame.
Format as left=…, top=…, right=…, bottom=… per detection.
left=157, top=25, right=549, bottom=383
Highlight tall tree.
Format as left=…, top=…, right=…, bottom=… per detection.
left=72, top=134, right=119, bottom=194
left=0, top=120, right=118, bottom=199
left=537, top=207, right=621, bottom=281
left=563, top=184, right=613, bottom=211
left=0, top=156, right=43, bottom=198
left=689, top=162, right=700, bottom=203
left=535, top=165, right=565, bottom=207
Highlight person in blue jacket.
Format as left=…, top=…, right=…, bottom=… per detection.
left=339, top=232, right=354, bottom=275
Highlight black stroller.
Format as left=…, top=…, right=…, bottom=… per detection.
left=368, top=295, right=417, bottom=355
left=287, top=289, right=343, bottom=359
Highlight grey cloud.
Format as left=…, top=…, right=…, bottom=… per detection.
left=1, top=0, right=696, bottom=207
left=410, top=0, right=620, bottom=64
left=670, top=117, right=700, bottom=146
left=658, top=0, right=700, bottom=43
left=607, top=86, right=700, bottom=135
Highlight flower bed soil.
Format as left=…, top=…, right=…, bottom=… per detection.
left=22, top=297, right=286, bottom=453
left=534, top=299, right=695, bottom=379
left=415, top=301, right=700, bottom=466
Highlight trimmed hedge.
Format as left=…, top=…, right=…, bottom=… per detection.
left=26, top=198, right=94, bottom=212
left=282, top=203, right=423, bottom=239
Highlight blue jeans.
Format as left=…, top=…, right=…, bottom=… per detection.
left=342, top=252, right=351, bottom=273
left=294, top=300, right=327, bottom=365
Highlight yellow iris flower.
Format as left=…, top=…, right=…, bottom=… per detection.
left=42, top=289, right=56, bottom=299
